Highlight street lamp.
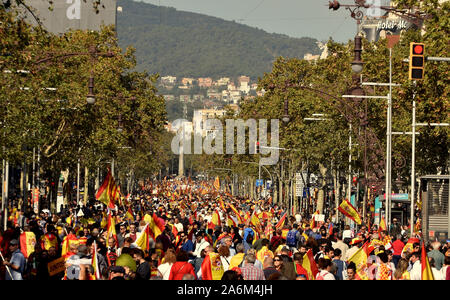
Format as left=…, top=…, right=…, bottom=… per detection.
left=351, top=35, right=364, bottom=74
left=86, top=73, right=95, bottom=105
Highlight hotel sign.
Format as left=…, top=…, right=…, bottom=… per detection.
left=17, top=0, right=117, bottom=34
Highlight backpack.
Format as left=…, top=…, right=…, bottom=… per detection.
left=286, top=230, right=298, bottom=247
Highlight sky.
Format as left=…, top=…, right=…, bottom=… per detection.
left=141, top=0, right=368, bottom=43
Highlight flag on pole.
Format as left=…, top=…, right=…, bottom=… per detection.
left=347, top=242, right=370, bottom=280
left=302, top=249, right=319, bottom=280
left=91, top=241, right=101, bottom=280
left=338, top=199, right=362, bottom=225
left=20, top=231, right=36, bottom=259
left=226, top=215, right=237, bottom=227
left=95, top=171, right=117, bottom=209
left=421, top=243, right=434, bottom=280
left=125, top=207, right=134, bottom=222
left=310, top=210, right=319, bottom=229
left=275, top=212, right=287, bottom=230
left=211, top=210, right=221, bottom=227
left=213, top=176, right=220, bottom=190
left=379, top=216, right=387, bottom=232
left=229, top=203, right=243, bottom=224
left=218, top=196, right=226, bottom=212
left=135, top=224, right=151, bottom=251
left=106, top=212, right=118, bottom=247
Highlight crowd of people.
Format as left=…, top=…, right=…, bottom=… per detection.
left=0, top=178, right=449, bottom=280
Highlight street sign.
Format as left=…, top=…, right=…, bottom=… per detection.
left=256, top=179, right=264, bottom=187
left=295, top=172, right=305, bottom=197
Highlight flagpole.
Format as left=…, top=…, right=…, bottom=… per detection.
left=0, top=250, right=14, bottom=280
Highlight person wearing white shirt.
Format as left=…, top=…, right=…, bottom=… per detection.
left=157, top=249, right=177, bottom=280
left=193, top=233, right=210, bottom=258
left=409, top=252, right=422, bottom=280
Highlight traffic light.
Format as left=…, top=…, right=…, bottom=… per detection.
left=255, top=141, right=260, bottom=153
left=409, top=42, right=425, bottom=80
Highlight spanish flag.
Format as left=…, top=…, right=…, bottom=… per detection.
left=229, top=203, right=243, bottom=223
left=379, top=216, right=387, bottom=232
left=275, top=212, right=287, bottom=230
left=20, top=231, right=36, bottom=259
left=91, top=240, right=101, bottom=280
left=338, top=199, right=362, bottom=225
left=250, top=210, right=262, bottom=232
left=347, top=241, right=370, bottom=280
left=302, top=249, right=319, bottom=280
left=213, top=176, right=220, bottom=191
left=421, top=243, right=434, bottom=280
left=106, top=212, right=118, bottom=247
left=135, top=224, right=151, bottom=251
left=148, top=213, right=166, bottom=240
left=61, top=233, right=79, bottom=258
left=95, top=170, right=117, bottom=209
left=211, top=210, right=221, bottom=227
left=41, top=233, right=58, bottom=251
left=218, top=196, right=226, bottom=212
left=201, top=252, right=224, bottom=280
left=125, top=207, right=134, bottom=222
left=310, top=210, right=319, bottom=229
left=226, top=215, right=237, bottom=227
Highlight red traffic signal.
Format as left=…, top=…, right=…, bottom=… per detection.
left=413, top=44, right=424, bottom=55
left=409, top=42, right=425, bottom=80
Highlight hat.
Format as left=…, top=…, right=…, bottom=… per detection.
left=9, top=239, right=19, bottom=245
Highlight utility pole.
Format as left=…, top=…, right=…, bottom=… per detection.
left=179, top=102, right=187, bottom=178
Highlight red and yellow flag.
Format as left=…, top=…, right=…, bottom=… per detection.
left=218, top=197, right=226, bottom=212
left=275, top=212, right=287, bottom=230
left=135, top=224, right=151, bottom=251
left=41, top=233, right=58, bottom=251
left=347, top=242, right=370, bottom=280
left=61, top=233, right=79, bottom=258
left=91, top=240, right=101, bottom=280
left=302, top=249, right=319, bottom=280
left=201, top=252, right=223, bottom=280
left=379, top=216, right=387, bottom=232
left=125, top=207, right=134, bottom=222
left=106, top=212, right=118, bottom=247
left=20, top=231, right=36, bottom=259
left=338, top=200, right=362, bottom=225
left=229, top=203, right=243, bottom=224
left=148, top=213, right=166, bottom=240
left=226, top=215, right=237, bottom=227
left=421, top=243, right=434, bottom=280
left=95, top=171, right=117, bottom=209
left=211, top=210, right=221, bottom=227
left=310, top=210, right=319, bottom=229
left=213, top=176, right=220, bottom=190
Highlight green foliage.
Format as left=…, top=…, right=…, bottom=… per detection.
left=0, top=6, right=168, bottom=182
left=116, top=0, right=320, bottom=79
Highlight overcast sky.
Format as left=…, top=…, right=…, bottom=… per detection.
left=141, top=0, right=370, bottom=43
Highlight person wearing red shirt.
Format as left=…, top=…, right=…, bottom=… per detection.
left=391, top=234, right=405, bottom=268
left=293, top=252, right=309, bottom=280
left=169, top=250, right=196, bottom=280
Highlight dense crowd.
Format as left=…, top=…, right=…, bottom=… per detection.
left=0, top=179, right=449, bottom=280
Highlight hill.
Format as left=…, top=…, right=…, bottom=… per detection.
left=116, top=0, right=320, bottom=79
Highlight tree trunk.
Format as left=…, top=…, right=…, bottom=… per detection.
left=317, top=163, right=328, bottom=214
left=61, top=168, right=70, bottom=206
left=84, top=166, right=89, bottom=205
